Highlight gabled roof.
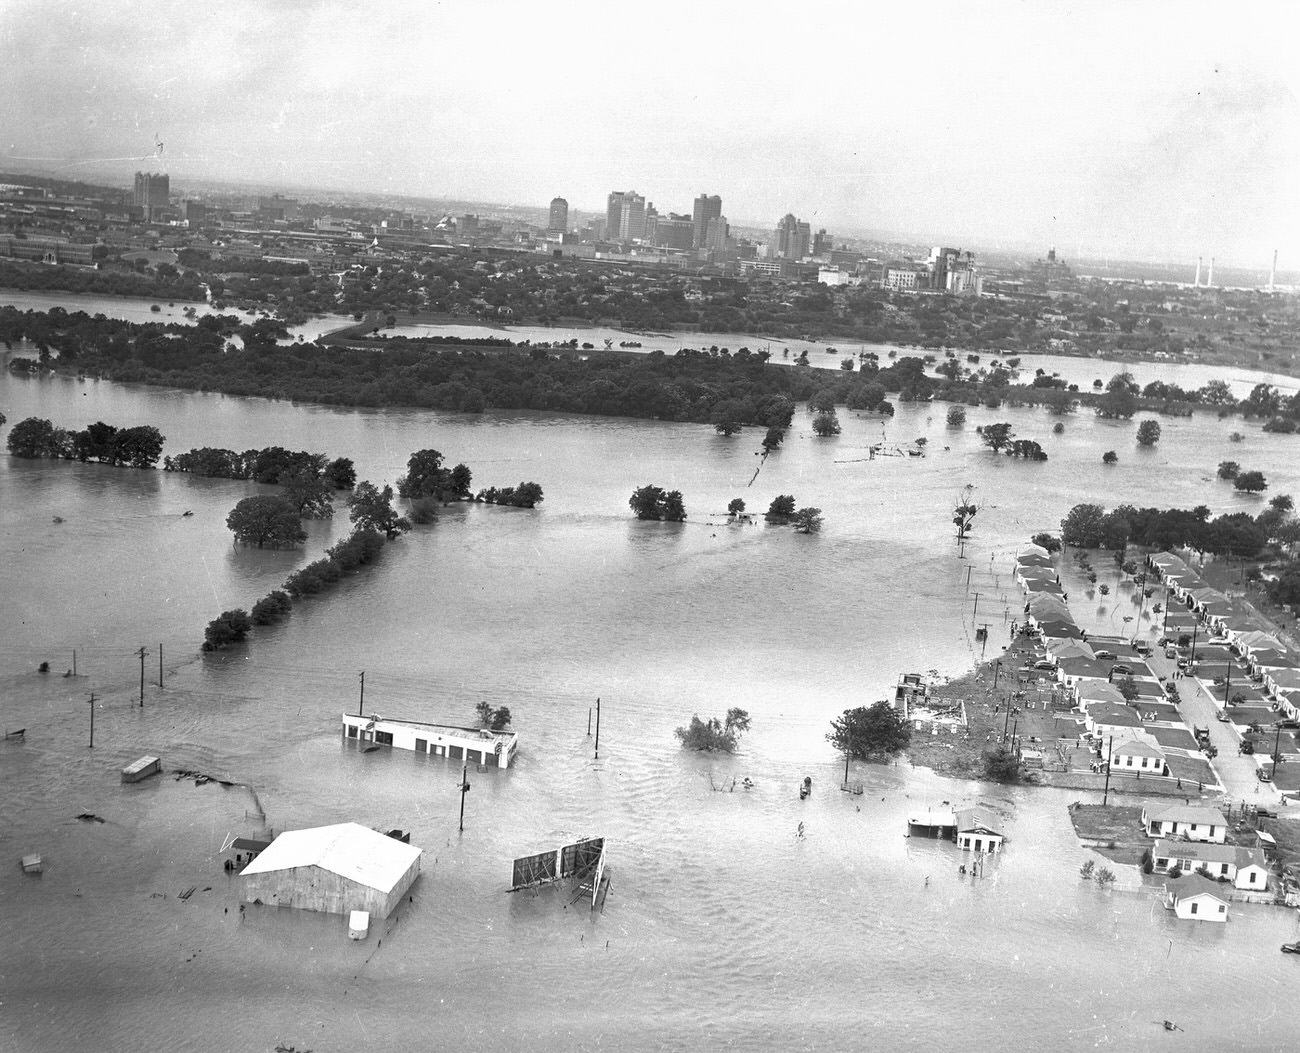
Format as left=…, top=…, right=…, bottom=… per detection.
left=1153, top=838, right=1236, bottom=864
left=1090, top=704, right=1141, bottom=727
left=1077, top=681, right=1127, bottom=704
left=1146, top=804, right=1227, bottom=827
left=1059, top=656, right=1114, bottom=677
left=1113, top=739, right=1165, bottom=759
left=240, top=822, right=421, bottom=893
left=1048, top=638, right=1094, bottom=660
left=955, top=807, right=1002, bottom=835
left=1248, top=649, right=1296, bottom=668
left=1164, top=873, right=1228, bottom=902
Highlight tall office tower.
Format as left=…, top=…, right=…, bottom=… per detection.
left=813, top=229, right=833, bottom=256
left=654, top=213, right=695, bottom=251
left=133, top=172, right=170, bottom=218
left=692, top=193, right=722, bottom=249
left=618, top=191, right=646, bottom=240
left=548, top=197, right=569, bottom=232
left=773, top=213, right=810, bottom=260
left=704, top=215, right=729, bottom=253
left=606, top=192, right=626, bottom=240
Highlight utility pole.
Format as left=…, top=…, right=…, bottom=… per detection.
left=72, top=649, right=77, bottom=677
left=1002, top=695, right=1012, bottom=742
left=136, top=646, right=147, bottom=707
left=1162, top=585, right=1170, bottom=637
left=1274, top=723, right=1283, bottom=770
left=87, top=692, right=96, bottom=748
left=1102, top=736, right=1113, bottom=805
left=594, top=697, right=601, bottom=760
left=843, top=748, right=851, bottom=790
left=993, top=660, right=1001, bottom=689
left=1190, top=622, right=1200, bottom=667
left=1134, top=582, right=1148, bottom=642
left=587, top=707, right=592, bottom=736
left=973, top=593, right=980, bottom=618
left=965, top=565, right=972, bottom=587
left=158, top=644, right=163, bottom=689
left=358, top=671, right=365, bottom=717
left=458, top=763, right=470, bottom=833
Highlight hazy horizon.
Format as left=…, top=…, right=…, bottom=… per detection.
left=2, top=0, right=1298, bottom=269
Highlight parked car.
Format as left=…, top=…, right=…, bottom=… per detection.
left=1258, top=768, right=1273, bottom=782
left=1165, top=646, right=1178, bottom=659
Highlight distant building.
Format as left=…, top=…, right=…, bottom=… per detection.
left=884, top=267, right=921, bottom=290
left=654, top=213, right=695, bottom=251
left=772, top=213, right=810, bottom=260
left=0, top=233, right=97, bottom=266
left=812, top=229, right=834, bottom=256
left=692, top=193, right=722, bottom=249
left=548, top=197, right=568, bottom=232
left=459, top=214, right=479, bottom=237
left=928, top=246, right=981, bottom=295
left=704, top=214, right=729, bottom=253
left=606, top=190, right=646, bottom=242
left=182, top=201, right=208, bottom=226
left=133, top=172, right=169, bottom=219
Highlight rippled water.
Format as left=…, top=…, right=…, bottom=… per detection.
left=3, top=337, right=1300, bottom=1052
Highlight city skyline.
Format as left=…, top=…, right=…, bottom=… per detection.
left=2, top=1, right=1298, bottom=267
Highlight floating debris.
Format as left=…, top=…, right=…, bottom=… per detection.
left=75, top=813, right=106, bottom=824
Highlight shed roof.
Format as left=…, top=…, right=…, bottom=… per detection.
left=240, top=822, right=421, bottom=893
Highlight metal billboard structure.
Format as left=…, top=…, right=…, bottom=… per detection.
left=510, top=836, right=607, bottom=909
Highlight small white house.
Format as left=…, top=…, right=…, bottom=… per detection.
left=1110, top=739, right=1169, bottom=777
left=1163, top=873, right=1229, bottom=922
left=1142, top=803, right=1228, bottom=844
left=1233, top=848, right=1270, bottom=891
left=955, top=807, right=1004, bottom=854
left=1149, top=838, right=1266, bottom=888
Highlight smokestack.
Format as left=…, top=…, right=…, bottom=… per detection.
left=1270, top=249, right=1278, bottom=292
left=1207, top=257, right=1214, bottom=288
left=1194, top=257, right=1202, bottom=287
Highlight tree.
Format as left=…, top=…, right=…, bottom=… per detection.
left=1217, top=461, right=1240, bottom=481
left=827, top=701, right=911, bottom=759
left=1135, top=419, right=1161, bottom=446
left=114, top=425, right=165, bottom=469
left=1061, top=503, right=1107, bottom=548
left=397, top=449, right=454, bottom=499
left=711, top=400, right=744, bottom=435
left=203, top=608, right=252, bottom=651
left=1097, top=372, right=1139, bottom=419
left=675, top=708, right=751, bottom=752
left=1102, top=450, right=1118, bottom=465
left=1270, top=494, right=1293, bottom=513
left=226, top=495, right=306, bottom=548
left=946, top=405, right=966, bottom=426
left=325, top=457, right=357, bottom=490
left=251, top=590, right=293, bottom=625
left=629, top=484, right=686, bottom=521
left=766, top=494, right=796, bottom=521
left=348, top=480, right=410, bottom=538
left=1242, top=383, right=1281, bottom=417
left=761, top=426, right=785, bottom=453
left=475, top=701, right=512, bottom=730
left=1199, top=379, right=1234, bottom=406
left=1031, top=533, right=1062, bottom=553
left=1234, top=470, right=1268, bottom=494
left=982, top=747, right=1022, bottom=783
left=727, top=498, right=746, bottom=516
left=281, top=468, right=335, bottom=518
left=981, top=422, right=1014, bottom=453
left=793, top=507, right=823, bottom=533
left=811, top=408, right=841, bottom=436
left=6, top=416, right=61, bottom=458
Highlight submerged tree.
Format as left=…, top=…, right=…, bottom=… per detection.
left=675, top=707, right=751, bottom=752
left=827, top=701, right=911, bottom=760
left=226, top=495, right=307, bottom=548
left=793, top=507, right=824, bottom=534
left=954, top=484, right=979, bottom=540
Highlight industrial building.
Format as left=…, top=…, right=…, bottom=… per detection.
left=341, top=712, right=519, bottom=768
left=240, top=822, right=422, bottom=918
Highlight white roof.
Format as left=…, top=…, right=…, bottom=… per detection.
left=240, top=822, right=421, bottom=893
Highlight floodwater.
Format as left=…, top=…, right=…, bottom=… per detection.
left=3, top=319, right=1300, bottom=1051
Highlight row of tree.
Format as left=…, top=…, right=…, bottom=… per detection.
left=164, top=446, right=356, bottom=489
left=6, top=416, right=164, bottom=468
left=1059, top=497, right=1297, bottom=559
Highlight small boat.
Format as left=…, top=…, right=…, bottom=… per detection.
left=348, top=909, right=370, bottom=940
left=21, top=854, right=43, bottom=874
left=4, top=728, right=24, bottom=740
left=1282, top=942, right=1300, bottom=955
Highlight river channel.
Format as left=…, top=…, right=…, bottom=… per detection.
left=3, top=293, right=1300, bottom=1052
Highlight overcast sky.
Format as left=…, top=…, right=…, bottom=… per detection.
left=2, top=0, right=1298, bottom=266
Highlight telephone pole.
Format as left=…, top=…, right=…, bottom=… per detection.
left=458, top=763, right=470, bottom=832
left=594, top=697, right=601, bottom=760
left=87, top=692, right=96, bottom=748
left=136, top=646, right=147, bottom=707
left=158, top=644, right=164, bottom=689
left=358, top=671, right=365, bottom=717
left=1102, top=736, right=1114, bottom=805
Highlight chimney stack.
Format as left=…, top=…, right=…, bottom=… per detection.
left=1207, top=257, right=1214, bottom=288
left=1194, top=257, right=1202, bottom=287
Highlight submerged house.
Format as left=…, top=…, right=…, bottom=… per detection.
left=341, top=713, right=518, bottom=769
left=1151, top=839, right=1269, bottom=890
left=1163, top=873, right=1229, bottom=922
left=955, top=807, right=1004, bottom=854
left=240, top=822, right=421, bottom=918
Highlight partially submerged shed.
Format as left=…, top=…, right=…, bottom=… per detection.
left=240, top=822, right=421, bottom=919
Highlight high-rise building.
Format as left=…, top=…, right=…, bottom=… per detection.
left=704, top=215, right=729, bottom=254
left=133, top=172, right=170, bottom=218
left=548, top=197, right=568, bottom=232
left=813, top=229, right=834, bottom=256
left=606, top=190, right=646, bottom=241
left=692, top=193, right=722, bottom=249
left=644, top=203, right=659, bottom=244
left=773, top=213, right=810, bottom=260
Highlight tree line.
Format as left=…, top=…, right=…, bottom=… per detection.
left=6, top=415, right=164, bottom=468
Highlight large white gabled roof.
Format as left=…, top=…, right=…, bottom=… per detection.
left=240, top=822, right=421, bottom=893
